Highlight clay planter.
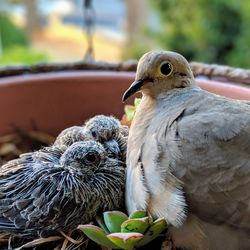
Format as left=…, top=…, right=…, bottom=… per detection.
left=0, top=71, right=250, bottom=136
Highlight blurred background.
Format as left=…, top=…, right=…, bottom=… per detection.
left=0, top=0, right=250, bottom=67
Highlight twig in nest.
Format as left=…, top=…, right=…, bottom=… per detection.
left=0, top=134, right=19, bottom=144
left=0, top=239, right=8, bottom=243
left=59, top=230, right=85, bottom=250
left=0, top=143, right=22, bottom=157
left=8, top=236, right=12, bottom=250
left=13, top=236, right=63, bottom=250
left=13, top=127, right=55, bottom=145
left=61, top=238, right=87, bottom=250
left=0, top=232, right=10, bottom=242
left=59, top=231, right=83, bottom=245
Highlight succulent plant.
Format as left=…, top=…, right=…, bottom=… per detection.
left=121, top=98, right=142, bottom=127
left=78, top=210, right=167, bottom=250
left=124, top=98, right=142, bottom=122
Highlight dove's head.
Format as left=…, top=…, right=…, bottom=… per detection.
left=54, top=126, right=92, bottom=147
left=123, top=51, right=195, bottom=101
left=60, top=140, right=106, bottom=173
left=85, top=115, right=128, bottom=160
left=85, top=115, right=120, bottom=141
left=60, top=140, right=126, bottom=211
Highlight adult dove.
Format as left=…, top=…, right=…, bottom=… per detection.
left=123, top=51, right=250, bottom=250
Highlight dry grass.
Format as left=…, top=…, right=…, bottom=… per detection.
left=0, top=230, right=91, bottom=250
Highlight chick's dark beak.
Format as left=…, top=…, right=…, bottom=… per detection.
left=104, top=139, right=120, bottom=158
left=122, top=79, right=145, bottom=102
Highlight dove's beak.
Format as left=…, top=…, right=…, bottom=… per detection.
left=122, top=79, right=145, bottom=102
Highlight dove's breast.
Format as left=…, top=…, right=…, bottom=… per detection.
left=127, top=96, right=156, bottom=167
left=127, top=91, right=189, bottom=225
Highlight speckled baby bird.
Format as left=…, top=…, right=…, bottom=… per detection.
left=53, top=115, right=128, bottom=162
left=0, top=140, right=125, bottom=238
left=53, top=126, right=92, bottom=147
left=85, top=115, right=129, bottom=161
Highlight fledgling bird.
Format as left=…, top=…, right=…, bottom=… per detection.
left=85, top=115, right=129, bottom=161
left=123, top=51, right=250, bottom=250
left=0, top=140, right=125, bottom=238
left=53, top=115, right=128, bottom=161
left=53, top=126, right=92, bottom=147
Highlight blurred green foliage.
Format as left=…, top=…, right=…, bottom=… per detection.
left=0, top=13, right=28, bottom=49
left=128, top=0, right=250, bottom=68
left=124, top=43, right=151, bottom=61
left=0, top=13, right=48, bottom=65
left=0, top=46, right=49, bottom=65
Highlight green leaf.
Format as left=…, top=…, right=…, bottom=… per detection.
left=121, top=217, right=150, bottom=234
left=103, top=211, right=128, bottom=233
left=124, top=105, right=136, bottom=121
left=129, top=210, right=147, bottom=219
left=137, top=218, right=168, bottom=247
left=77, top=224, right=119, bottom=249
left=95, top=215, right=110, bottom=234
left=107, top=232, right=144, bottom=250
left=134, top=98, right=142, bottom=109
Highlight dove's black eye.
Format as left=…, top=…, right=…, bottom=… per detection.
left=91, top=130, right=97, bottom=138
left=85, top=152, right=100, bottom=164
left=160, top=62, right=173, bottom=76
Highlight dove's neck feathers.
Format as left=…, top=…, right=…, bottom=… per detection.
left=128, top=86, right=200, bottom=161
left=127, top=87, right=202, bottom=226
left=127, top=95, right=156, bottom=165
left=129, top=95, right=155, bottom=132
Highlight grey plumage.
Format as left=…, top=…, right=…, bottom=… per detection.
left=85, top=115, right=121, bottom=141
left=85, top=115, right=128, bottom=161
left=54, top=126, right=91, bottom=147
left=124, top=51, right=250, bottom=249
left=0, top=115, right=127, bottom=239
left=54, top=115, right=128, bottom=161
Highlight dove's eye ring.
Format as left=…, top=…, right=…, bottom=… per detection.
left=159, top=61, right=173, bottom=76
left=86, top=152, right=99, bottom=164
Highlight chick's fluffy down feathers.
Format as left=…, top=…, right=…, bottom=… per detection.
left=0, top=115, right=128, bottom=238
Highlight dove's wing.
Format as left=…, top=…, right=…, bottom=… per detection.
left=0, top=148, right=90, bottom=237
left=125, top=160, right=150, bottom=214
left=173, top=90, right=250, bottom=230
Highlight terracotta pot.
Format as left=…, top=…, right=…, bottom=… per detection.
left=0, top=71, right=249, bottom=136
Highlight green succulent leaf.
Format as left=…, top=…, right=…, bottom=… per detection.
left=77, top=224, right=119, bottom=249
left=103, top=211, right=128, bottom=233
left=134, top=98, right=141, bottom=108
left=128, top=210, right=147, bottom=219
left=95, top=215, right=110, bottom=234
left=121, top=217, right=149, bottom=234
left=107, top=232, right=144, bottom=250
left=124, top=105, right=136, bottom=121
left=137, top=218, right=168, bottom=247
left=124, top=98, right=142, bottom=122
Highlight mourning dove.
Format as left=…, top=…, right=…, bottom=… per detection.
left=85, top=115, right=129, bottom=161
left=123, top=51, right=250, bottom=250
left=53, top=126, right=92, bottom=147
left=0, top=140, right=125, bottom=238
left=54, top=115, right=128, bottom=161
